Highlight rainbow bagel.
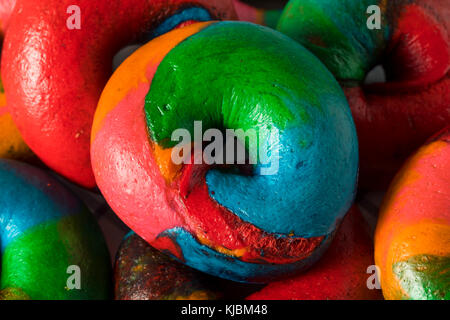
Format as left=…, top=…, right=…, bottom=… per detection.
left=233, top=0, right=283, bottom=28
left=91, top=21, right=359, bottom=283
left=375, top=127, right=450, bottom=300
left=1, top=0, right=235, bottom=187
left=0, top=0, right=32, bottom=161
left=0, top=159, right=111, bottom=300
left=277, top=0, right=450, bottom=190
left=115, top=232, right=220, bottom=300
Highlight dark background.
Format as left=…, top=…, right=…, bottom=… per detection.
left=240, top=0, right=289, bottom=10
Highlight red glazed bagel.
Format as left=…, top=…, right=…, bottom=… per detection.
left=351, top=0, right=450, bottom=190
left=1, top=0, right=236, bottom=187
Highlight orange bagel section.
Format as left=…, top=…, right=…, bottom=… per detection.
left=0, top=99, right=32, bottom=160
left=375, top=127, right=450, bottom=300
left=92, top=22, right=213, bottom=142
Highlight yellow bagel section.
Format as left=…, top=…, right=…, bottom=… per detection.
left=1, top=14, right=33, bottom=161
left=0, top=76, right=33, bottom=160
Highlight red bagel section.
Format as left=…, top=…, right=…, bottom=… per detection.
left=1, top=0, right=236, bottom=187
left=0, top=0, right=15, bottom=34
left=175, top=161, right=325, bottom=264
left=353, top=1, right=450, bottom=190
left=349, top=75, right=450, bottom=190
left=384, top=3, right=449, bottom=89
left=246, top=207, right=383, bottom=300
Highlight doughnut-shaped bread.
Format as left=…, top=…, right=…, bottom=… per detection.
left=91, top=22, right=359, bottom=283
left=0, top=159, right=111, bottom=299
left=375, top=127, right=450, bottom=300
left=1, top=0, right=236, bottom=187
left=277, top=0, right=450, bottom=189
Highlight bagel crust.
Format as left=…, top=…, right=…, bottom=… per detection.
left=1, top=0, right=236, bottom=187
left=0, top=159, right=111, bottom=300
left=247, top=207, right=383, bottom=300
left=114, top=232, right=221, bottom=300
left=278, top=0, right=450, bottom=190
left=375, top=127, right=450, bottom=300
left=91, top=22, right=359, bottom=283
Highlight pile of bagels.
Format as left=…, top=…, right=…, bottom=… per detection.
left=0, top=0, right=448, bottom=300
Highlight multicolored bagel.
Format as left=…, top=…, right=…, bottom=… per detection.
left=233, top=0, right=283, bottom=28
left=247, top=207, right=383, bottom=300
left=375, top=127, right=450, bottom=300
left=115, top=232, right=220, bottom=300
left=0, top=0, right=32, bottom=160
left=91, top=21, right=359, bottom=283
left=277, top=0, right=450, bottom=189
left=0, top=159, right=111, bottom=300
left=1, top=0, right=235, bottom=187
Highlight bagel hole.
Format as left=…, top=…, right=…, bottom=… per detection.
left=203, top=130, right=254, bottom=176
left=239, top=0, right=289, bottom=10
left=112, top=45, right=141, bottom=71
left=364, top=65, right=387, bottom=85
left=224, top=134, right=254, bottom=176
